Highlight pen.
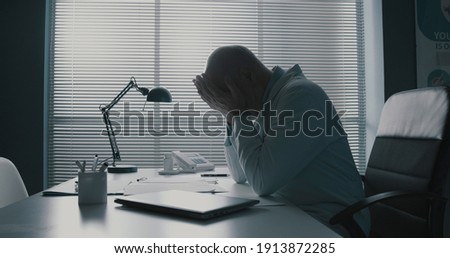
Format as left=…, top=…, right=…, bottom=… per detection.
left=99, top=162, right=108, bottom=173
left=201, top=173, right=229, bottom=177
left=92, top=154, right=98, bottom=172
left=81, top=160, right=86, bottom=172
left=75, top=160, right=83, bottom=172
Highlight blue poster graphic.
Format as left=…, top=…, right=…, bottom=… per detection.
left=416, top=0, right=450, bottom=87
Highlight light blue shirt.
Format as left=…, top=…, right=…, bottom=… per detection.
left=224, top=65, right=370, bottom=236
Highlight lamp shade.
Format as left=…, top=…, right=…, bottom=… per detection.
left=147, top=87, right=172, bottom=102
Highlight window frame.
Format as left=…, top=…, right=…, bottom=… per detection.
left=44, top=0, right=370, bottom=188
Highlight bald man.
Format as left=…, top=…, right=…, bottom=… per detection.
left=193, top=45, right=369, bottom=236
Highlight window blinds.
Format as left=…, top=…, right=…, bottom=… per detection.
left=47, top=0, right=365, bottom=187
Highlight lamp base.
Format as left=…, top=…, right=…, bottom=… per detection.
left=107, top=165, right=138, bottom=173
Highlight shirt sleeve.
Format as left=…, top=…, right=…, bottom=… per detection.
left=232, top=82, right=336, bottom=196
left=224, top=124, right=247, bottom=183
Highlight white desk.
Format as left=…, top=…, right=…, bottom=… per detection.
left=0, top=168, right=340, bottom=237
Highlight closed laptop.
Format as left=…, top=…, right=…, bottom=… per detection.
left=114, top=190, right=259, bottom=220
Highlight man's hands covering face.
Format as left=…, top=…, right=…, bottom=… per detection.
left=193, top=73, right=249, bottom=123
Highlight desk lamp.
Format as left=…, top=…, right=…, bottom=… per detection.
left=100, top=77, right=172, bottom=173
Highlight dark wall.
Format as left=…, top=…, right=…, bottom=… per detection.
left=0, top=0, right=418, bottom=195
left=382, top=0, right=417, bottom=100
left=0, top=0, right=46, bottom=195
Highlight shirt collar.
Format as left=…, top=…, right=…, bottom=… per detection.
left=262, top=66, right=285, bottom=103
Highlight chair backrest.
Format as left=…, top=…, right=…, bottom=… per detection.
left=0, top=157, right=29, bottom=208
left=365, top=86, right=450, bottom=237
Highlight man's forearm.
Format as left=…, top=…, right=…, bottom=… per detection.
left=224, top=125, right=247, bottom=183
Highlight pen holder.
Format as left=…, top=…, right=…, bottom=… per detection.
left=78, top=171, right=107, bottom=205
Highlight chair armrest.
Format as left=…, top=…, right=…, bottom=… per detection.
left=329, top=190, right=447, bottom=237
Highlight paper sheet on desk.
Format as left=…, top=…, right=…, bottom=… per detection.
left=123, top=179, right=227, bottom=195
left=42, top=178, right=127, bottom=196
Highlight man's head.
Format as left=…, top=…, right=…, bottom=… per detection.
left=204, top=45, right=272, bottom=111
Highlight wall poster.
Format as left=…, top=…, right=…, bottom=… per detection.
left=416, top=0, right=450, bottom=88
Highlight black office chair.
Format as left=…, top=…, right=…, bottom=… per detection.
left=330, top=86, right=450, bottom=237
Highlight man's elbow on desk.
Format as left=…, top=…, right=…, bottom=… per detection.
left=231, top=174, right=247, bottom=184
left=248, top=179, right=278, bottom=197
left=229, top=170, right=274, bottom=196
left=253, top=187, right=276, bottom=197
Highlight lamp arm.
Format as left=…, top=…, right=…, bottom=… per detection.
left=102, top=77, right=140, bottom=113
left=102, top=111, right=121, bottom=166
left=99, top=77, right=147, bottom=166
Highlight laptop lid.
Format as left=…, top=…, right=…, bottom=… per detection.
left=114, top=190, right=259, bottom=220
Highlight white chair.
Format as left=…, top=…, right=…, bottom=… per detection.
left=0, top=157, right=28, bottom=208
